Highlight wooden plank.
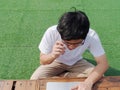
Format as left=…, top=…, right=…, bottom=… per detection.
left=15, top=80, right=40, bottom=90
left=0, top=76, right=120, bottom=90
left=96, top=88, right=108, bottom=90
left=95, top=76, right=120, bottom=88
left=25, top=80, right=39, bottom=90
left=108, top=87, right=120, bottom=90
left=43, top=76, right=120, bottom=88
left=39, top=79, right=47, bottom=90
left=39, top=76, right=120, bottom=90
left=0, top=80, right=13, bottom=90
left=39, top=77, right=91, bottom=90
left=15, top=80, right=26, bottom=90
left=39, top=79, right=108, bottom=90
left=0, top=81, right=5, bottom=90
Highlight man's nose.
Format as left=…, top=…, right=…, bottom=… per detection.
left=67, top=45, right=77, bottom=50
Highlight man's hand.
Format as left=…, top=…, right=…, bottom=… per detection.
left=51, top=41, right=66, bottom=58
left=40, top=41, right=66, bottom=65
left=71, top=82, right=93, bottom=90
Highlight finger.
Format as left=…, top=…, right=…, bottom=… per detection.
left=53, top=51, right=62, bottom=56
left=55, top=45, right=65, bottom=50
left=70, top=85, right=78, bottom=90
left=56, top=41, right=64, bottom=46
left=55, top=48, right=64, bottom=54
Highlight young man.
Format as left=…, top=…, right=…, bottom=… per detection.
left=30, top=10, right=109, bottom=90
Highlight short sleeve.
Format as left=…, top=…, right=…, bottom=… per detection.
left=88, top=32, right=105, bottom=57
left=38, top=25, right=60, bottom=54
left=38, top=29, right=53, bottom=54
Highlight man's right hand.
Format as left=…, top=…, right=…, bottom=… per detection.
left=40, top=41, right=66, bottom=65
left=51, top=41, right=66, bottom=58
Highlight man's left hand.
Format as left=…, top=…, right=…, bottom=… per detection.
left=70, top=82, right=93, bottom=90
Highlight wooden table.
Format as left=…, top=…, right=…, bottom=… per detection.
left=0, top=76, right=120, bottom=90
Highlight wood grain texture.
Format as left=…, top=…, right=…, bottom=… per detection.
left=0, top=76, right=120, bottom=90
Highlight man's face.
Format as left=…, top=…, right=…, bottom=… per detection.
left=62, top=39, right=84, bottom=50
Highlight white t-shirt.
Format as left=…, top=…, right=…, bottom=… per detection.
left=39, top=25, right=105, bottom=65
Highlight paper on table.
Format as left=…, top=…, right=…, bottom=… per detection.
left=46, top=82, right=80, bottom=90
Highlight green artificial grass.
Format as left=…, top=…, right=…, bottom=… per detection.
left=0, top=0, right=120, bottom=79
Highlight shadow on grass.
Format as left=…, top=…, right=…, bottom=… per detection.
left=84, top=58, right=120, bottom=76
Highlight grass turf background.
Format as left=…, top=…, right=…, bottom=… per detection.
left=0, top=0, right=120, bottom=79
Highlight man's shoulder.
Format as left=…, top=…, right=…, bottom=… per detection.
left=85, top=28, right=99, bottom=42
left=88, top=28, right=97, bottom=37
left=44, top=25, right=61, bottom=40
left=46, top=25, right=58, bottom=32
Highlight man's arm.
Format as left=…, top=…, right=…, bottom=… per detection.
left=71, top=54, right=109, bottom=90
left=84, top=54, right=109, bottom=85
left=40, top=53, right=56, bottom=65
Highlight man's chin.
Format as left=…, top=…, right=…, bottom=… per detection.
left=68, top=47, right=76, bottom=50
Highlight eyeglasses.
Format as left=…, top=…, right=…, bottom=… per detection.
left=62, top=40, right=85, bottom=46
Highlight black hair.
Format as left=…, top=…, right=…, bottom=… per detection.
left=57, top=10, right=90, bottom=40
